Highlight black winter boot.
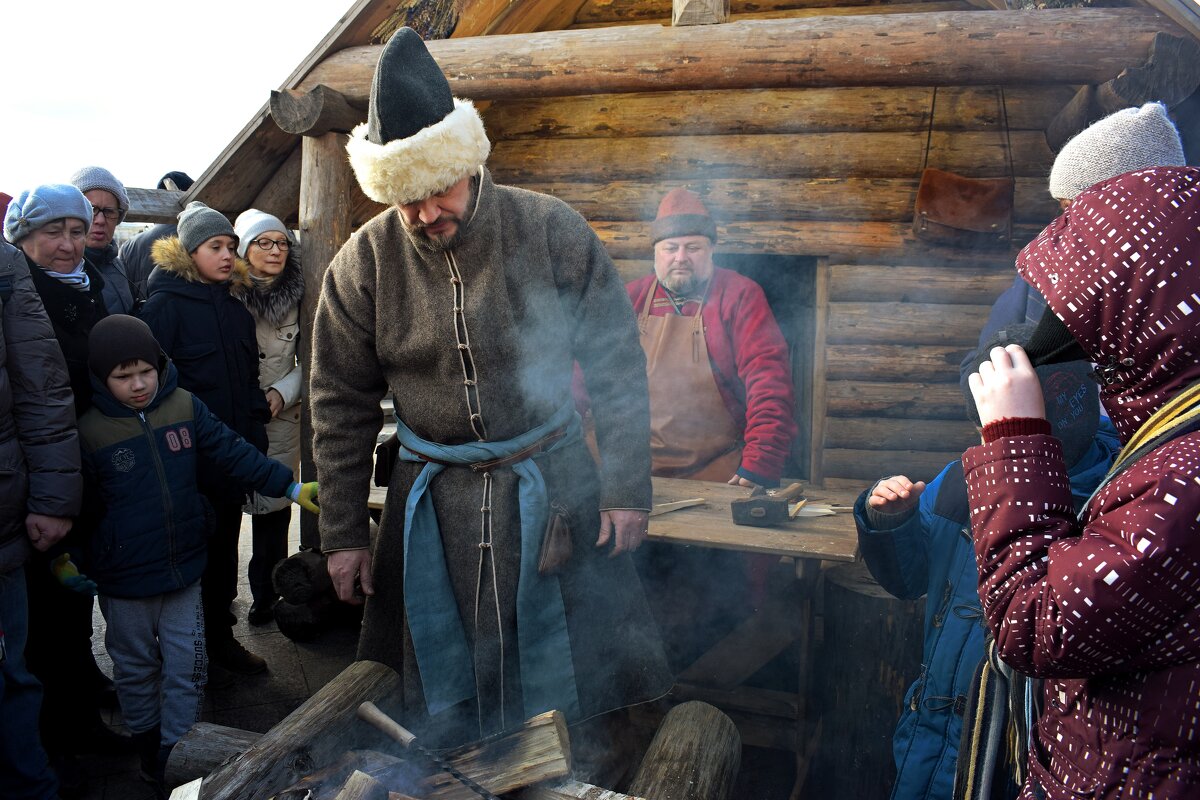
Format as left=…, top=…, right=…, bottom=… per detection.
left=132, top=727, right=164, bottom=791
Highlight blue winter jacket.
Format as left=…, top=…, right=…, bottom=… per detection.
left=78, top=360, right=293, bottom=599
left=854, top=419, right=1119, bottom=800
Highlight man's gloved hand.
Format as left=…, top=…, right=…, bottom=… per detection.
left=288, top=481, right=320, bottom=514
left=50, top=553, right=98, bottom=596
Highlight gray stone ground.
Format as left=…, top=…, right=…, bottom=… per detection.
left=79, top=513, right=357, bottom=799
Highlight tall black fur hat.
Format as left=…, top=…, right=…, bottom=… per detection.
left=346, top=27, right=490, bottom=206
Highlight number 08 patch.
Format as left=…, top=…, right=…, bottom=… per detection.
left=164, top=426, right=194, bottom=452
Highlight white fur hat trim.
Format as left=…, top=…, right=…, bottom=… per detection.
left=346, top=99, right=491, bottom=206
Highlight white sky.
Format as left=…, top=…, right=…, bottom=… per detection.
left=0, top=1, right=353, bottom=195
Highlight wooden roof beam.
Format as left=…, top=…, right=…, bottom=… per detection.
left=300, top=8, right=1180, bottom=102
left=126, top=188, right=185, bottom=224
left=269, top=85, right=366, bottom=137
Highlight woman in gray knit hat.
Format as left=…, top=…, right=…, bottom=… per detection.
left=140, top=202, right=273, bottom=678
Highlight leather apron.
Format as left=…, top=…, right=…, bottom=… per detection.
left=638, top=282, right=743, bottom=480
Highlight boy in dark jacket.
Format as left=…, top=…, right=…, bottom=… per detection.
left=855, top=325, right=1119, bottom=800
left=77, top=315, right=317, bottom=794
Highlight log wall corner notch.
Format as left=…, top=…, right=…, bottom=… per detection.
left=672, top=0, right=730, bottom=26
left=270, top=84, right=367, bottom=137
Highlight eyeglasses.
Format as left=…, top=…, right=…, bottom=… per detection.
left=91, top=205, right=120, bottom=222
left=251, top=237, right=290, bottom=252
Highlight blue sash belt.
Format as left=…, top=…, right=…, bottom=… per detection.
left=394, top=401, right=582, bottom=719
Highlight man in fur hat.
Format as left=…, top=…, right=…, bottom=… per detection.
left=309, top=27, right=671, bottom=747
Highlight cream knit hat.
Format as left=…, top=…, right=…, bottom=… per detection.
left=1049, top=102, right=1185, bottom=201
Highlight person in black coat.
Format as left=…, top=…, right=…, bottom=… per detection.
left=140, top=202, right=272, bottom=678
left=4, top=184, right=129, bottom=789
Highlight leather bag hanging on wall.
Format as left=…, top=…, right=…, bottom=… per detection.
left=913, top=87, right=1014, bottom=248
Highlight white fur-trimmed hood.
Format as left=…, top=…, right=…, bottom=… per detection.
left=346, top=98, right=491, bottom=206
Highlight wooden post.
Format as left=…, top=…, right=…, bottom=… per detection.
left=627, top=701, right=741, bottom=800
left=673, top=0, right=729, bottom=26
left=298, top=131, right=355, bottom=550
left=199, top=660, right=401, bottom=800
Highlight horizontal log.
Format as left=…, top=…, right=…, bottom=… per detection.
left=270, top=84, right=365, bottom=136
left=828, top=263, right=1015, bottom=304
left=821, top=447, right=964, bottom=482
left=489, top=131, right=1054, bottom=183
left=166, top=723, right=261, bottom=787
left=482, top=86, right=1076, bottom=140
left=825, top=344, right=970, bottom=382
left=825, top=380, right=970, bottom=419
left=592, top=220, right=1040, bottom=261
left=524, top=176, right=1058, bottom=224
left=572, top=1, right=977, bottom=27
left=824, top=416, right=978, bottom=451
left=301, top=10, right=1175, bottom=102
left=827, top=301, right=991, bottom=345
left=612, top=259, right=650, bottom=283
left=126, top=188, right=185, bottom=224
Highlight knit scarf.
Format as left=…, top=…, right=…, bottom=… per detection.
left=39, top=260, right=90, bottom=291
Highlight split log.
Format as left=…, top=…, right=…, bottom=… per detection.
left=626, top=701, right=741, bottom=800
left=335, top=770, right=388, bottom=800
left=200, top=660, right=403, bottom=800
left=165, top=723, right=261, bottom=788
left=275, top=751, right=406, bottom=800
left=827, top=301, right=992, bottom=346
left=125, top=188, right=185, bottom=224
left=824, top=416, right=978, bottom=451
left=273, top=550, right=334, bottom=604
left=481, top=86, right=1076, bottom=140
left=592, top=219, right=1041, bottom=261
left=300, top=10, right=1176, bottom=103
left=516, top=176, right=1057, bottom=225
left=807, top=562, right=923, bottom=800
left=489, top=131, right=1054, bottom=184
left=271, top=85, right=366, bottom=137
left=515, top=780, right=647, bottom=799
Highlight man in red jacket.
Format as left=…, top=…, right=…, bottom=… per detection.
left=964, top=103, right=1200, bottom=798
left=626, top=189, right=796, bottom=488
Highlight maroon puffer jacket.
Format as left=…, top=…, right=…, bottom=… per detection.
left=963, top=167, right=1200, bottom=799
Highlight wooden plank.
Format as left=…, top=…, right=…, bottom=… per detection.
left=825, top=344, right=970, bottom=382
left=572, top=0, right=978, bottom=27
left=809, top=261, right=831, bottom=484
left=824, top=416, right=978, bottom=451
left=826, top=301, right=992, bottom=345
left=592, top=220, right=1041, bottom=260
left=301, top=10, right=1177, bottom=103
left=825, top=380, right=968, bottom=419
left=367, top=478, right=860, bottom=560
left=488, top=131, right=1054, bottom=183
left=125, top=188, right=185, bottom=224
left=827, top=263, right=1015, bottom=304
left=482, top=86, right=1077, bottom=139
left=821, top=447, right=964, bottom=482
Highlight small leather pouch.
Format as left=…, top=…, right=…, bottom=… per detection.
left=374, top=432, right=400, bottom=487
left=913, top=168, right=1014, bottom=248
left=538, top=503, right=573, bottom=576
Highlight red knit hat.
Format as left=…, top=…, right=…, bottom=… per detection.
left=650, top=188, right=717, bottom=245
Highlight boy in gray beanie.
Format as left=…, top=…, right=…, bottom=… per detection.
left=176, top=202, right=236, bottom=254
left=1049, top=102, right=1186, bottom=202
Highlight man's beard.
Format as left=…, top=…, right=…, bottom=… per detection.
left=662, top=272, right=699, bottom=295
left=403, top=182, right=476, bottom=254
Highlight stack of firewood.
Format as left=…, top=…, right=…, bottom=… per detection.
left=166, top=661, right=741, bottom=800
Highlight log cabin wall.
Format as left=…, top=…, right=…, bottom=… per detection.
left=469, top=0, right=1079, bottom=488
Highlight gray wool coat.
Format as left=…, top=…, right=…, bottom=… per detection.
left=310, top=168, right=670, bottom=745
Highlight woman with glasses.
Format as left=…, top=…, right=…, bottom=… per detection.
left=231, top=209, right=304, bottom=626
